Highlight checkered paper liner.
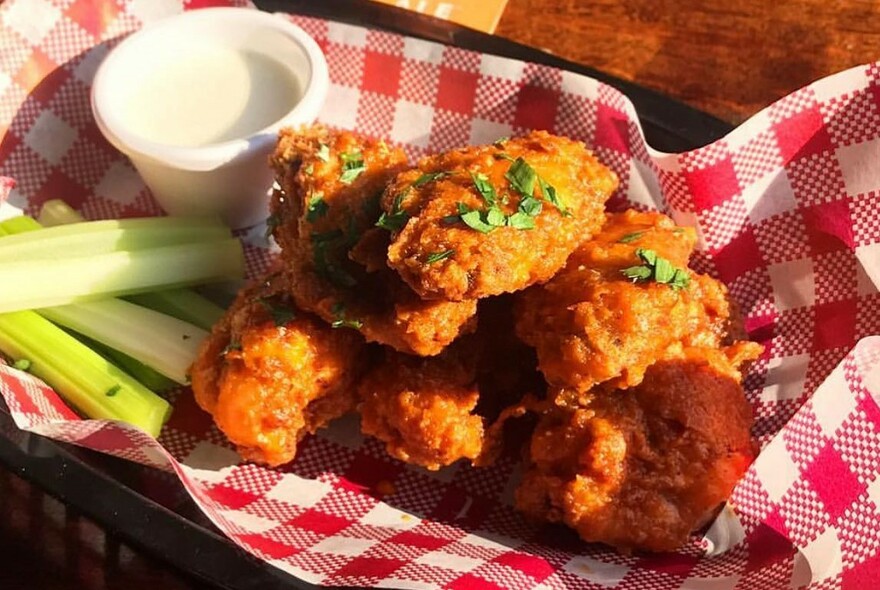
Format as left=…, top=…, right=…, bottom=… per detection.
left=1, top=0, right=880, bottom=588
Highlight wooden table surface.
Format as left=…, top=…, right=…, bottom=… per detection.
left=3, top=1, right=878, bottom=588
left=497, top=0, right=880, bottom=125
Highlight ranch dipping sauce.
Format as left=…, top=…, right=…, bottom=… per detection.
left=91, top=7, right=329, bottom=228
left=121, top=46, right=302, bottom=147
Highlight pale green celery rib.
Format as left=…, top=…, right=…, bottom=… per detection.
left=0, top=237, right=245, bottom=313
left=41, top=299, right=208, bottom=384
left=0, top=310, right=171, bottom=437
left=37, top=199, right=84, bottom=226
left=75, top=332, right=177, bottom=392
left=0, top=216, right=230, bottom=260
left=126, top=289, right=225, bottom=331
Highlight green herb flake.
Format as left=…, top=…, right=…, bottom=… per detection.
left=304, top=163, right=314, bottom=175
left=425, top=249, right=455, bottom=264
left=264, top=213, right=281, bottom=239
left=376, top=192, right=410, bottom=232
left=486, top=207, right=507, bottom=227
left=505, top=157, right=537, bottom=198
left=537, top=175, right=568, bottom=214
left=493, top=136, right=509, bottom=147
left=459, top=207, right=496, bottom=233
left=306, top=192, right=328, bottom=222
left=507, top=212, right=536, bottom=230
left=317, top=143, right=331, bottom=162
left=310, top=230, right=358, bottom=288
left=518, top=196, right=543, bottom=217
left=331, top=303, right=363, bottom=330
left=12, top=359, right=31, bottom=372
left=471, top=172, right=498, bottom=207
left=258, top=297, right=297, bottom=327
left=413, top=171, right=449, bottom=187
left=618, top=231, right=645, bottom=244
left=620, top=248, right=690, bottom=290
left=105, top=384, right=121, bottom=397
left=339, top=151, right=366, bottom=184
left=221, top=339, right=243, bottom=356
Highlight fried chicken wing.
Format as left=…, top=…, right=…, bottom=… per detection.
left=190, top=271, right=367, bottom=467
left=270, top=126, right=477, bottom=356
left=358, top=342, right=484, bottom=471
left=516, top=346, right=761, bottom=553
left=383, top=131, right=617, bottom=301
left=358, top=298, right=544, bottom=470
left=516, top=210, right=734, bottom=393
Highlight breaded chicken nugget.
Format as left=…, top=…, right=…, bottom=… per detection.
left=383, top=131, right=617, bottom=301
left=515, top=346, right=760, bottom=553
left=358, top=342, right=484, bottom=471
left=358, top=298, right=544, bottom=471
left=190, top=271, right=367, bottom=467
left=270, top=126, right=477, bottom=356
left=516, top=210, right=734, bottom=393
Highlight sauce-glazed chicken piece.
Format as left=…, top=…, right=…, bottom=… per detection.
left=383, top=131, right=617, bottom=301
left=190, top=271, right=367, bottom=466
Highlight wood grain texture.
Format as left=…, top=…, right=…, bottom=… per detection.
left=496, top=0, right=880, bottom=123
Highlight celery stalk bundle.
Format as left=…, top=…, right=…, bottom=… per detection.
left=0, top=205, right=239, bottom=436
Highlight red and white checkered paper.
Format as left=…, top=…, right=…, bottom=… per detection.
left=2, top=1, right=880, bottom=588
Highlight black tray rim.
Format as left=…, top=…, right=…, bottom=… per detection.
left=0, top=1, right=735, bottom=589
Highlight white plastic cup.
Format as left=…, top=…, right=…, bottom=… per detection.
left=91, top=8, right=329, bottom=228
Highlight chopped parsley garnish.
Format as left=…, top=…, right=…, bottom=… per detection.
left=221, top=339, right=243, bottom=356
left=339, top=151, right=366, bottom=184
left=331, top=303, right=363, bottom=330
left=621, top=249, right=690, bottom=290
left=376, top=192, right=410, bottom=232
left=303, top=163, right=314, bottom=175
left=258, top=297, right=297, bottom=327
left=507, top=212, right=536, bottom=230
left=518, top=196, right=543, bottom=217
left=505, top=157, right=537, bottom=198
left=457, top=203, right=497, bottom=233
left=471, top=172, right=498, bottom=207
left=306, top=192, right=328, bottom=222
left=618, top=231, right=645, bottom=244
left=537, top=175, right=568, bottom=215
left=425, top=249, right=455, bottom=264
left=413, top=171, right=450, bottom=187
left=316, top=143, right=331, bottom=162
left=311, top=230, right=357, bottom=288
left=264, top=213, right=281, bottom=239
left=12, top=359, right=31, bottom=372
left=105, top=384, right=121, bottom=397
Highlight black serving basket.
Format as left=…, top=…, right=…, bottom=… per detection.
left=0, top=1, right=733, bottom=588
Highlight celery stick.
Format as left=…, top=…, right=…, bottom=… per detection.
left=0, top=237, right=244, bottom=313
left=0, top=310, right=171, bottom=437
left=37, top=199, right=84, bottom=226
left=41, top=299, right=206, bottom=384
left=0, top=215, right=41, bottom=234
left=76, top=332, right=177, bottom=392
left=126, top=289, right=224, bottom=331
left=29, top=207, right=228, bottom=330
left=0, top=216, right=230, bottom=260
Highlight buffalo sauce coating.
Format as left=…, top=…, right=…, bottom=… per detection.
left=190, top=272, right=366, bottom=467
left=384, top=130, right=618, bottom=301
left=516, top=210, right=734, bottom=393
left=515, top=345, right=760, bottom=553
left=269, top=126, right=477, bottom=356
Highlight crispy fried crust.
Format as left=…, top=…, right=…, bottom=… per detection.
left=384, top=131, right=618, bottom=301
left=270, top=126, right=477, bottom=356
left=516, top=210, right=734, bottom=393
left=515, top=346, right=760, bottom=553
left=190, top=271, right=367, bottom=467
